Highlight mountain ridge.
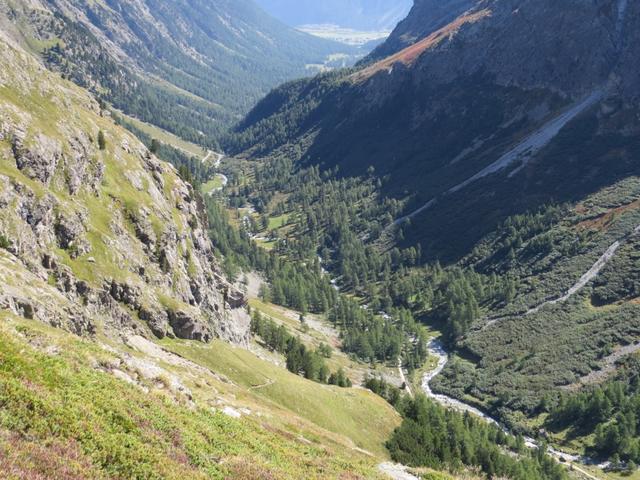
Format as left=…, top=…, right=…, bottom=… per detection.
left=0, top=0, right=355, bottom=146
left=227, top=0, right=640, bottom=260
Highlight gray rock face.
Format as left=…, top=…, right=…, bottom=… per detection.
left=139, top=307, right=172, bottom=339
left=168, top=309, right=213, bottom=343
left=367, top=0, right=640, bottom=102
left=615, top=0, right=640, bottom=101
left=412, top=0, right=619, bottom=96
left=0, top=38, right=249, bottom=347
left=108, top=281, right=141, bottom=310
left=12, top=132, right=62, bottom=185
left=65, top=132, right=104, bottom=195
left=54, top=212, right=91, bottom=258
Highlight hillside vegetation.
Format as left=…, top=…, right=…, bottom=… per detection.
left=220, top=0, right=640, bottom=470
left=0, top=0, right=355, bottom=146
left=0, top=312, right=395, bottom=479
left=0, top=32, right=407, bottom=479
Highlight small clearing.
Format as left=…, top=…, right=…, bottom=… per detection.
left=564, top=342, right=640, bottom=390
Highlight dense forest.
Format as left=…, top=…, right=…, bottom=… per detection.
left=387, top=395, right=567, bottom=480
left=212, top=156, right=436, bottom=370
left=139, top=51, right=640, bottom=480
left=177, top=126, right=640, bottom=480
left=44, top=36, right=228, bottom=146
left=225, top=155, right=518, bottom=346
left=364, top=376, right=568, bottom=480
left=34, top=0, right=352, bottom=147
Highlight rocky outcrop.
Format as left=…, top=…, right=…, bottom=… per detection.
left=0, top=38, right=249, bottom=346
left=402, top=0, right=622, bottom=97
left=54, top=212, right=91, bottom=258
left=12, top=132, right=62, bottom=185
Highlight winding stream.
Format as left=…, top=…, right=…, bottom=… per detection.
left=423, top=339, right=606, bottom=478
left=422, top=339, right=498, bottom=424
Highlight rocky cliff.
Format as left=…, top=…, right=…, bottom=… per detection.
left=0, top=34, right=249, bottom=345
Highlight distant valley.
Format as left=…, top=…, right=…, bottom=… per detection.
left=297, top=24, right=390, bottom=47
left=254, top=0, right=413, bottom=31
left=255, top=0, right=413, bottom=54
left=2, top=1, right=640, bottom=480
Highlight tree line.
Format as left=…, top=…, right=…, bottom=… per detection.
left=250, top=311, right=351, bottom=387
left=386, top=395, right=567, bottom=480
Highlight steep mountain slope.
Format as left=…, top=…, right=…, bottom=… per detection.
left=0, top=0, right=354, bottom=145
left=227, top=0, right=640, bottom=261
left=0, top=311, right=400, bottom=479
left=0, top=30, right=247, bottom=345
left=225, top=0, right=640, bottom=459
left=368, top=0, right=476, bottom=60
left=253, top=0, right=412, bottom=31
left=0, top=26, right=415, bottom=480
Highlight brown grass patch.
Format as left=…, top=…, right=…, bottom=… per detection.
left=352, top=9, right=492, bottom=83
left=225, top=457, right=278, bottom=480
left=0, top=432, right=100, bottom=480
left=575, top=198, right=640, bottom=231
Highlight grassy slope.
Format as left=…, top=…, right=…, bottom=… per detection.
left=0, top=42, right=179, bottom=290
left=115, top=110, right=207, bottom=159
left=0, top=312, right=393, bottom=479
left=0, top=36, right=403, bottom=480
left=164, top=337, right=400, bottom=458
left=201, top=176, right=226, bottom=195
left=248, top=298, right=401, bottom=386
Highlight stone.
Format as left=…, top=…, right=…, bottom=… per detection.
left=12, top=133, right=62, bottom=185
left=168, top=309, right=213, bottom=342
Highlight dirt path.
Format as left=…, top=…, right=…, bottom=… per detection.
left=202, top=150, right=213, bottom=164
left=524, top=222, right=640, bottom=316
left=377, top=462, right=420, bottom=480
left=481, top=222, right=640, bottom=331
left=451, top=90, right=604, bottom=192
left=525, top=239, right=622, bottom=315
left=249, top=378, right=276, bottom=390
left=565, top=342, right=640, bottom=390
left=202, top=150, right=224, bottom=167
left=397, top=357, right=413, bottom=398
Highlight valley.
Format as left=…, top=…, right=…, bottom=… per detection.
left=253, top=0, right=412, bottom=32
left=2, top=0, right=640, bottom=479
left=297, top=24, right=390, bottom=47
